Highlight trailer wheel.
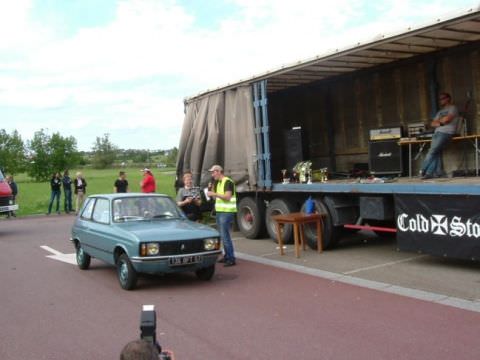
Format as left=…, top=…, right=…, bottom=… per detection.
left=236, top=197, right=266, bottom=239
left=301, top=198, right=340, bottom=249
left=266, top=198, right=296, bottom=244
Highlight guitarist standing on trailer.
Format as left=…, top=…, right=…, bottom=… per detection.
left=421, top=93, right=459, bottom=179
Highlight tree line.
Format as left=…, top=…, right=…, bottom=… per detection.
left=0, top=129, right=178, bottom=181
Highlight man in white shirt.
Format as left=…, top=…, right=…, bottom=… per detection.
left=421, top=93, right=459, bottom=179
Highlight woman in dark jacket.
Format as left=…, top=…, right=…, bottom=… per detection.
left=47, top=172, right=62, bottom=215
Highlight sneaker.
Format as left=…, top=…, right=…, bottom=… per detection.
left=218, top=257, right=226, bottom=263
left=223, top=260, right=236, bottom=267
left=421, top=174, right=433, bottom=180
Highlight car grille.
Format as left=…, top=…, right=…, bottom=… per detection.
left=159, top=240, right=205, bottom=255
left=0, top=196, right=12, bottom=207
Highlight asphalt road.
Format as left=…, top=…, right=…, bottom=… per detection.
left=1, top=215, right=480, bottom=359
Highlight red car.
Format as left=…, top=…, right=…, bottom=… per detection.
left=0, top=169, right=18, bottom=215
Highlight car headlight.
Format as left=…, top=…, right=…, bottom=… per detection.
left=204, top=238, right=219, bottom=251
left=140, top=242, right=160, bottom=256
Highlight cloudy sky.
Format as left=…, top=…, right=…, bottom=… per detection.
left=1, top=0, right=478, bottom=151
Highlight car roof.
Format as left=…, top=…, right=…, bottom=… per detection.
left=87, top=193, right=171, bottom=200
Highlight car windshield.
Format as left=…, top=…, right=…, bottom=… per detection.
left=112, top=196, right=181, bottom=222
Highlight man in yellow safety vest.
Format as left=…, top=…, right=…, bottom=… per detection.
left=207, top=164, right=237, bottom=266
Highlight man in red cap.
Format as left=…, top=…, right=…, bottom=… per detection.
left=140, top=168, right=156, bottom=193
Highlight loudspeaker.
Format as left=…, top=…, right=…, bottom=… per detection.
left=284, top=128, right=305, bottom=170
left=368, top=140, right=403, bottom=175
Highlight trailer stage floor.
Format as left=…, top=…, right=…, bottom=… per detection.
left=272, top=176, right=480, bottom=195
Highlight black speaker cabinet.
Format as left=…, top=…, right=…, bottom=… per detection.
left=368, top=140, right=403, bottom=175
left=284, top=128, right=305, bottom=171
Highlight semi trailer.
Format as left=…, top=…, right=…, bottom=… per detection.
left=177, top=6, right=480, bottom=260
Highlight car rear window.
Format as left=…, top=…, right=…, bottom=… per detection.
left=81, top=198, right=95, bottom=220
left=92, top=198, right=110, bottom=224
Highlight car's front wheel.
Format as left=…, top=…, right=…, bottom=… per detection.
left=116, top=254, right=138, bottom=290
left=76, top=243, right=91, bottom=270
left=195, top=265, right=215, bottom=281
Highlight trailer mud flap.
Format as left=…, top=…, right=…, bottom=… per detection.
left=395, top=194, right=480, bottom=260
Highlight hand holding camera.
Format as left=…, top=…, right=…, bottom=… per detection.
left=140, top=305, right=174, bottom=360
left=120, top=305, right=174, bottom=360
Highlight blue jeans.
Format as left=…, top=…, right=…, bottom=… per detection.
left=64, top=189, right=73, bottom=212
left=216, top=212, right=236, bottom=262
left=421, top=131, right=452, bottom=176
left=48, top=190, right=61, bottom=213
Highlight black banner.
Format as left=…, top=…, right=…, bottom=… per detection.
left=395, top=194, right=480, bottom=260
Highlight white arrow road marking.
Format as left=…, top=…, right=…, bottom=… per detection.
left=40, top=245, right=77, bottom=265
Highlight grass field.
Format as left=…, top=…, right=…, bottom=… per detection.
left=10, top=167, right=177, bottom=216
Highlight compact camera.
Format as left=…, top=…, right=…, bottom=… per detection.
left=140, top=305, right=174, bottom=360
left=184, top=186, right=201, bottom=199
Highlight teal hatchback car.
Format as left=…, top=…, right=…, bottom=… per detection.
left=70, top=193, right=221, bottom=290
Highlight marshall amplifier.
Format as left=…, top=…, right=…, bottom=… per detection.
left=369, top=127, right=402, bottom=140
left=368, top=140, right=404, bottom=175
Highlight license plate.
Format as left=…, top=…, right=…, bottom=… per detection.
left=169, top=255, right=203, bottom=266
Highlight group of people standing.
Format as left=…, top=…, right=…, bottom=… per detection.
left=47, top=168, right=157, bottom=215
left=47, top=171, right=87, bottom=215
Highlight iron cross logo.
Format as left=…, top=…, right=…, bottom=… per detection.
left=431, top=215, right=448, bottom=235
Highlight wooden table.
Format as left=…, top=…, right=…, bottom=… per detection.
left=399, top=134, right=480, bottom=177
left=272, top=212, right=325, bottom=258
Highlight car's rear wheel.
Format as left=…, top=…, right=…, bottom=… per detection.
left=76, top=243, right=91, bottom=270
left=195, top=265, right=215, bottom=281
left=117, top=253, right=138, bottom=290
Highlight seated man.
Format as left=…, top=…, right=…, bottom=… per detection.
left=421, top=92, right=460, bottom=179
left=176, top=172, right=202, bottom=221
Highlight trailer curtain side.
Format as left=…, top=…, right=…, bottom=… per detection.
left=177, top=86, right=257, bottom=190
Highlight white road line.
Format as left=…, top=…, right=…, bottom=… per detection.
left=40, top=245, right=63, bottom=256
left=46, top=254, right=77, bottom=265
left=41, top=245, right=77, bottom=265
left=236, top=252, right=480, bottom=313
left=343, top=255, right=428, bottom=275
